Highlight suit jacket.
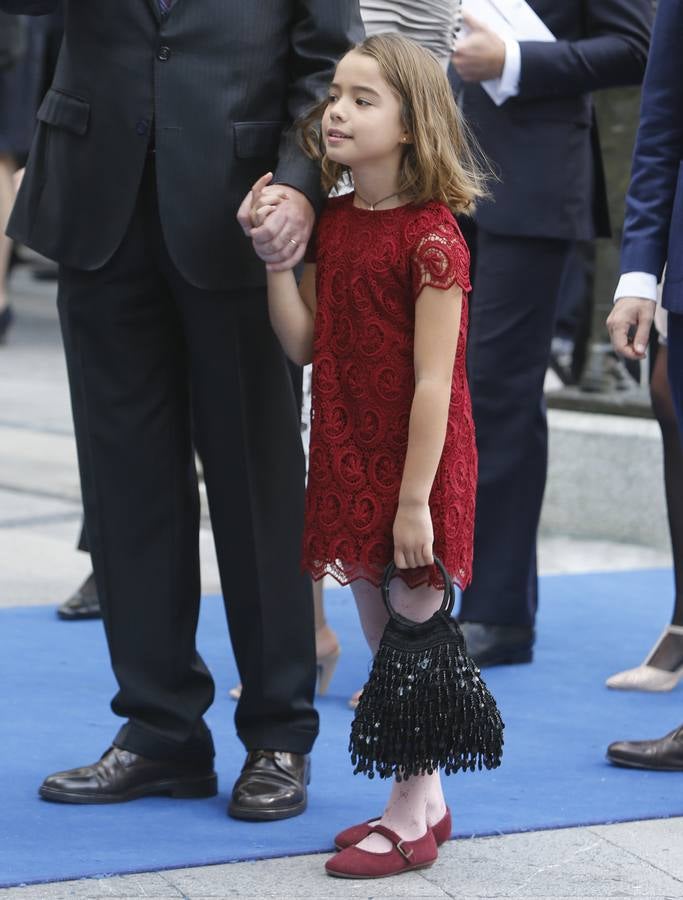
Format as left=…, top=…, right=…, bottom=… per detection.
left=0, top=0, right=363, bottom=289
left=620, top=0, right=683, bottom=313
left=456, top=0, right=651, bottom=242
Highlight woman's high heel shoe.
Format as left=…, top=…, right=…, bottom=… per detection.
left=229, top=640, right=341, bottom=701
left=606, top=624, right=683, bottom=691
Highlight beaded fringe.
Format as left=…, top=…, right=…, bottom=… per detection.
left=349, top=641, right=504, bottom=780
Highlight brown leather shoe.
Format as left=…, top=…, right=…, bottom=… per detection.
left=39, top=745, right=218, bottom=804
left=228, top=750, right=310, bottom=821
left=607, top=724, right=683, bottom=770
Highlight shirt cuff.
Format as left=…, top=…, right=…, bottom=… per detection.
left=613, top=272, right=658, bottom=304
left=499, top=38, right=521, bottom=99
left=483, top=39, right=520, bottom=106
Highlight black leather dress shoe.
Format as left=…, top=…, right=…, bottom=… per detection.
left=229, top=750, right=310, bottom=821
left=460, top=621, right=534, bottom=667
left=607, top=724, right=683, bottom=770
left=39, top=745, right=218, bottom=803
left=57, top=572, right=101, bottom=620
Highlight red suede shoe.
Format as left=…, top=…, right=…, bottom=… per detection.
left=334, top=806, right=451, bottom=850
left=325, top=823, right=438, bottom=879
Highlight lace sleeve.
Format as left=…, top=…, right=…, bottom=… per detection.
left=410, top=218, right=471, bottom=300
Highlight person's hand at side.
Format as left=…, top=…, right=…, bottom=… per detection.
left=393, top=501, right=435, bottom=571
left=237, top=174, right=314, bottom=271
left=451, top=12, right=506, bottom=82
left=606, top=297, right=655, bottom=360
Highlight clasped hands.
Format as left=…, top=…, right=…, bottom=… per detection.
left=237, top=173, right=314, bottom=272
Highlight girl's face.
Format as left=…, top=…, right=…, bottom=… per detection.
left=322, top=51, right=409, bottom=172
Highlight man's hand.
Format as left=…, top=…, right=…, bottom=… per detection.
left=606, top=297, right=656, bottom=360
left=451, top=12, right=506, bottom=83
left=237, top=174, right=314, bottom=271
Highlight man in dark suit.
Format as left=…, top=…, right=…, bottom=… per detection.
left=450, top=1, right=652, bottom=666
left=606, top=0, right=683, bottom=771
left=1, top=0, right=362, bottom=819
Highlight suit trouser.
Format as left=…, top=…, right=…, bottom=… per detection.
left=460, top=229, right=573, bottom=628
left=57, top=161, right=319, bottom=762
left=669, top=313, right=683, bottom=442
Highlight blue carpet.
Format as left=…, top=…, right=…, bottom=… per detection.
left=2, top=568, right=683, bottom=887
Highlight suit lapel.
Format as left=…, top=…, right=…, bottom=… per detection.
left=144, top=0, right=161, bottom=23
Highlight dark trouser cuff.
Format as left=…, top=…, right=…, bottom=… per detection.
left=114, top=720, right=215, bottom=764
left=238, top=726, right=318, bottom=756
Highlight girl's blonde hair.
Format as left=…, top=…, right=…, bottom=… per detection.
left=300, top=33, right=490, bottom=214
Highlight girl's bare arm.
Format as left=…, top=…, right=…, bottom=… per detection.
left=266, top=264, right=317, bottom=366
left=393, top=283, right=463, bottom=570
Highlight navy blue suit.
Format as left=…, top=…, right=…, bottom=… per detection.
left=620, top=0, right=683, bottom=431
left=455, top=0, right=651, bottom=633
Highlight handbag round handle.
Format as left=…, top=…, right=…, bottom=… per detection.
left=381, top=556, right=455, bottom=620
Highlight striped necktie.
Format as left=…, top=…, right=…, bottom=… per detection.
left=159, top=0, right=171, bottom=12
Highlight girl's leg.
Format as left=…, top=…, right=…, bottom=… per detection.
left=350, top=577, right=448, bottom=852
left=313, top=578, right=339, bottom=657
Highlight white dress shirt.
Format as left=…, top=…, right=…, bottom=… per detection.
left=486, top=37, right=521, bottom=105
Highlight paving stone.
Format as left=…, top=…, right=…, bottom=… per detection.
left=164, top=853, right=449, bottom=897
left=421, top=827, right=683, bottom=898
left=590, top=817, right=683, bottom=883
left=0, top=872, right=181, bottom=899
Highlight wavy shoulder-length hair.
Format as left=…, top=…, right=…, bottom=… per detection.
left=299, top=32, right=490, bottom=214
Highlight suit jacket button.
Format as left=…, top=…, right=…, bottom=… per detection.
left=136, top=120, right=149, bottom=136
left=157, top=46, right=171, bottom=61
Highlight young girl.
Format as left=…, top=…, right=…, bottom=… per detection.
left=249, top=33, right=487, bottom=879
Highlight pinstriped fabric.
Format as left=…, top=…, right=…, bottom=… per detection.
left=12, top=0, right=365, bottom=286
left=159, top=0, right=171, bottom=11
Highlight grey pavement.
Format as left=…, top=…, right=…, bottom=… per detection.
left=1, top=264, right=682, bottom=898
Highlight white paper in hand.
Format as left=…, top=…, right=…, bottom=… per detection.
left=462, top=0, right=555, bottom=42
left=460, top=0, right=555, bottom=105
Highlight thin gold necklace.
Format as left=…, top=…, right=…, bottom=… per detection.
left=354, top=189, right=401, bottom=211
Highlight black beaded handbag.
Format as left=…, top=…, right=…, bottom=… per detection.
left=349, top=556, right=504, bottom=781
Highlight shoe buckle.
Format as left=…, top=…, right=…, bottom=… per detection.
left=396, top=839, right=413, bottom=860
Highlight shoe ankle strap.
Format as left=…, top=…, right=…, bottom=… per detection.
left=367, top=823, right=416, bottom=859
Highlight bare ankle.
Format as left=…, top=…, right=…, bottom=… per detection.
left=315, top=623, right=339, bottom=658
left=426, top=797, right=447, bottom=824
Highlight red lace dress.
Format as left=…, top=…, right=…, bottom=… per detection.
left=302, top=192, right=476, bottom=589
